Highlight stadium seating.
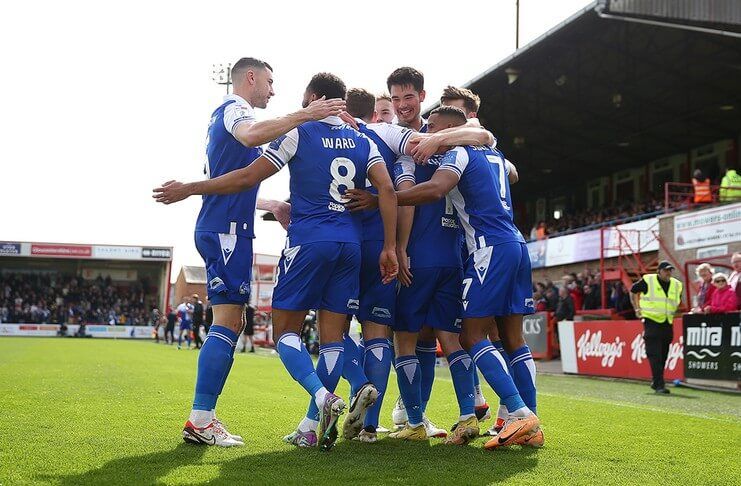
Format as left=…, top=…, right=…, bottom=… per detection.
left=0, top=272, right=158, bottom=325
left=524, top=197, right=664, bottom=241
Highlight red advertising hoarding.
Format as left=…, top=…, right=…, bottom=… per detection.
left=31, top=244, right=92, bottom=258
left=559, top=319, right=684, bottom=381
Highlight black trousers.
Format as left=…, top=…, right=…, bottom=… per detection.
left=642, top=318, right=673, bottom=389
left=165, top=324, right=175, bottom=344
left=193, top=323, right=204, bottom=348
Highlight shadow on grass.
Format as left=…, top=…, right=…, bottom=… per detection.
left=41, top=438, right=539, bottom=485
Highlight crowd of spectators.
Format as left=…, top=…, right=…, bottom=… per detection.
left=533, top=270, right=635, bottom=320
left=526, top=196, right=664, bottom=241
left=691, top=255, right=741, bottom=313
left=0, top=272, right=158, bottom=325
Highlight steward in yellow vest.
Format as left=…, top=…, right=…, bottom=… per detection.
left=630, top=261, right=683, bottom=394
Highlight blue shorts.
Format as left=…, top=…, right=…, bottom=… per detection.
left=180, top=321, right=192, bottom=331
left=272, top=241, right=361, bottom=314
left=394, top=266, right=463, bottom=333
left=462, top=241, right=534, bottom=318
left=357, top=240, right=396, bottom=325
left=195, top=231, right=253, bottom=305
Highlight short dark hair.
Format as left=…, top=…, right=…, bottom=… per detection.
left=387, top=67, right=424, bottom=93
left=346, top=88, right=376, bottom=120
left=440, top=85, right=481, bottom=114
left=232, top=57, right=273, bottom=79
left=429, top=105, right=467, bottom=125
left=306, top=72, right=347, bottom=100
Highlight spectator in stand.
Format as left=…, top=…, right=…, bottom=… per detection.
left=729, top=253, right=741, bottom=309
left=533, top=291, right=548, bottom=312
left=192, top=294, right=205, bottom=349
left=692, top=263, right=716, bottom=313
left=612, top=282, right=634, bottom=318
left=719, top=167, right=741, bottom=202
left=555, top=287, right=575, bottom=321
left=582, top=283, right=601, bottom=310
left=703, top=273, right=738, bottom=313
left=536, top=221, right=547, bottom=240
left=563, top=275, right=583, bottom=311
left=692, top=169, right=712, bottom=204
left=544, top=288, right=558, bottom=312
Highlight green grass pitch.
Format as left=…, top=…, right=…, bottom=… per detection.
left=1, top=338, right=739, bottom=485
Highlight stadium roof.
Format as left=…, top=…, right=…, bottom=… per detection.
left=180, top=266, right=206, bottom=284
left=427, top=0, right=741, bottom=198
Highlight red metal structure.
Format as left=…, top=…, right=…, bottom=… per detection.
left=599, top=221, right=688, bottom=312
left=664, top=182, right=741, bottom=212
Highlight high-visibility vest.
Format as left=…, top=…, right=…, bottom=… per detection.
left=640, top=274, right=682, bottom=323
left=692, top=178, right=712, bottom=203
left=719, top=170, right=741, bottom=202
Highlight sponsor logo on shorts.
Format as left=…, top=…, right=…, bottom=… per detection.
left=371, top=307, right=391, bottom=319
left=209, top=277, right=225, bottom=290
left=239, top=282, right=250, bottom=295
left=347, top=299, right=360, bottom=310
left=525, top=298, right=534, bottom=308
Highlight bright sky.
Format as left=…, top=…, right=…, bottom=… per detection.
left=2, top=0, right=592, bottom=279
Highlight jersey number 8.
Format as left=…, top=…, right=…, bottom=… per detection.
left=329, top=157, right=356, bottom=203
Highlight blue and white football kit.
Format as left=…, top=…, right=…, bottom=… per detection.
left=262, top=116, right=386, bottom=435
left=438, top=146, right=534, bottom=318
left=438, top=145, right=537, bottom=417
left=195, top=94, right=260, bottom=306
left=266, top=117, right=384, bottom=314
left=393, top=156, right=463, bottom=334
left=188, top=95, right=261, bottom=427
left=355, top=121, right=413, bottom=325
left=392, top=155, right=475, bottom=425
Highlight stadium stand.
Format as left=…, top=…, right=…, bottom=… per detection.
left=0, top=272, right=158, bottom=325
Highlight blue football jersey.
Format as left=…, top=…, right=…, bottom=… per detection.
left=439, top=145, right=525, bottom=254
left=263, top=116, right=384, bottom=246
left=195, top=94, right=262, bottom=238
left=357, top=121, right=413, bottom=241
left=394, top=156, right=462, bottom=269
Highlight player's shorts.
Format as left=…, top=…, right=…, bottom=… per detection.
left=272, top=241, right=361, bottom=314
left=180, top=321, right=192, bottom=331
left=195, top=231, right=253, bottom=306
left=356, top=240, right=396, bottom=325
left=462, top=241, right=534, bottom=318
left=394, top=266, right=463, bottom=333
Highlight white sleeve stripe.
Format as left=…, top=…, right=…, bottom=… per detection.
left=398, top=130, right=412, bottom=155
left=438, top=165, right=462, bottom=178
left=263, top=151, right=285, bottom=170
left=395, top=175, right=415, bottom=186
left=367, top=157, right=384, bottom=170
